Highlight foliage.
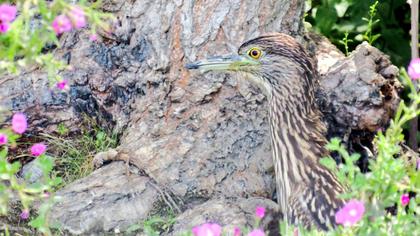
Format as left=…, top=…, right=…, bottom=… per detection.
left=126, top=211, right=177, bottom=235
left=0, top=109, right=118, bottom=234
left=362, top=0, right=381, bottom=45
left=42, top=123, right=118, bottom=187
left=338, top=32, right=352, bottom=56
left=305, top=0, right=412, bottom=66
left=0, top=0, right=112, bottom=84
left=0, top=1, right=111, bottom=234
left=0, top=120, right=61, bottom=235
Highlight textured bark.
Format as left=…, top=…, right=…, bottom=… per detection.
left=0, top=0, right=401, bottom=234
left=51, top=162, right=160, bottom=234
left=170, top=198, right=279, bottom=235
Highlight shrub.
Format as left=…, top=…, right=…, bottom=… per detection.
left=305, top=0, right=412, bottom=66
left=0, top=1, right=111, bottom=234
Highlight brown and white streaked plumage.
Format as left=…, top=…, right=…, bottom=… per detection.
left=186, top=33, right=345, bottom=230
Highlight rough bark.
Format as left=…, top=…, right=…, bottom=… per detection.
left=0, top=0, right=401, bottom=234
left=169, top=198, right=279, bottom=236
left=52, top=162, right=160, bottom=234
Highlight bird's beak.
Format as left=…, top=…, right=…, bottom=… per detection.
left=185, top=55, right=258, bottom=72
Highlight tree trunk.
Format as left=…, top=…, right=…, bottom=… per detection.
left=0, top=0, right=401, bottom=234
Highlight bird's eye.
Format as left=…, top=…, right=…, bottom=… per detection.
left=248, top=47, right=262, bottom=59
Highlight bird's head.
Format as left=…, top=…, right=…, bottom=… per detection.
left=186, top=33, right=315, bottom=98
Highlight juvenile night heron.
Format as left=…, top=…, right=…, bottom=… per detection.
left=186, top=33, right=345, bottom=230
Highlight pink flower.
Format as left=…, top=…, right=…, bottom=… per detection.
left=89, top=34, right=98, bottom=41
left=12, top=113, right=27, bottom=134
left=408, top=58, right=420, bottom=80
left=417, top=159, right=420, bottom=171
left=335, top=199, right=365, bottom=227
left=0, top=4, right=17, bottom=22
left=20, top=209, right=29, bottom=220
left=247, top=229, right=265, bottom=236
left=43, top=191, right=50, bottom=198
left=255, top=206, right=265, bottom=219
left=52, top=14, right=72, bottom=35
left=0, top=133, right=7, bottom=145
left=233, top=227, right=241, bottom=236
left=192, top=223, right=222, bottom=236
left=31, top=143, right=47, bottom=157
left=0, top=23, right=10, bottom=33
left=0, top=4, right=17, bottom=33
left=56, top=80, right=69, bottom=90
left=68, top=6, right=86, bottom=29
left=401, top=193, right=410, bottom=206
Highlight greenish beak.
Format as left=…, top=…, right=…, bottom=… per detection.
left=185, top=55, right=259, bottom=72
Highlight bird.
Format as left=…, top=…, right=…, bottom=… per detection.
left=186, top=33, right=346, bottom=230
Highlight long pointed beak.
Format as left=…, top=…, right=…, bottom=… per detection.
left=185, top=55, right=258, bottom=72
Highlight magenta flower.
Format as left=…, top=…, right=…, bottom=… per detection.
left=0, top=4, right=17, bottom=33
left=43, top=191, right=50, bottom=198
left=68, top=6, right=86, bottom=29
left=89, top=34, right=98, bottom=41
left=12, top=113, right=27, bottom=134
left=0, top=4, right=17, bottom=22
left=401, top=193, right=410, bottom=206
left=417, top=159, right=420, bottom=170
left=192, top=223, right=222, bottom=236
left=233, top=227, right=241, bottom=236
left=0, top=23, right=10, bottom=33
left=31, top=143, right=47, bottom=157
left=247, top=229, right=265, bottom=236
left=255, top=206, right=265, bottom=219
left=0, top=133, right=7, bottom=145
left=52, top=14, right=72, bottom=35
left=408, top=58, right=420, bottom=80
left=20, top=209, right=29, bottom=220
left=335, top=199, right=365, bottom=227
left=56, top=79, right=68, bottom=90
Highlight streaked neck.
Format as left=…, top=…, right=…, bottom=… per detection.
left=265, top=73, right=324, bottom=216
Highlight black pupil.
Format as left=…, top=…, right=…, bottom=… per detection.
left=251, top=50, right=259, bottom=57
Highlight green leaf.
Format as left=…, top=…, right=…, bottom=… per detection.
left=29, top=215, right=45, bottom=229
left=320, top=157, right=337, bottom=171
left=334, top=1, right=351, bottom=17
left=126, top=224, right=142, bottom=233
left=57, top=123, right=69, bottom=136
left=0, top=148, right=7, bottom=159
left=10, top=162, right=21, bottom=174
left=36, top=155, right=54, bottom=174
left=349, top=153, right=361, bottom=162
left=314, top=6, right=338, bottom=35
left=326, top=137, right=341, bottom=151
left=355, top=34, right=364, bottom=41
left=96, top=131, right=105, bottom=141
left=51, top=176, right=62, bottom=186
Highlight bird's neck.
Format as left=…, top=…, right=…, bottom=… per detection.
left=268, top=89, right=327, bottom=177
left=266, top=75, right=328, bottom=215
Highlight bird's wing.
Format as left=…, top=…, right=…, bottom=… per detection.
left=289, top=179, right=344, bottom=231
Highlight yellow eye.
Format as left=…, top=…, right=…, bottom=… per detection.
left=248, top=47, right=262, bottom=59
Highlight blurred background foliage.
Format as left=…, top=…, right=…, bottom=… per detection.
left=305, top=0, right=414, bottom=67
